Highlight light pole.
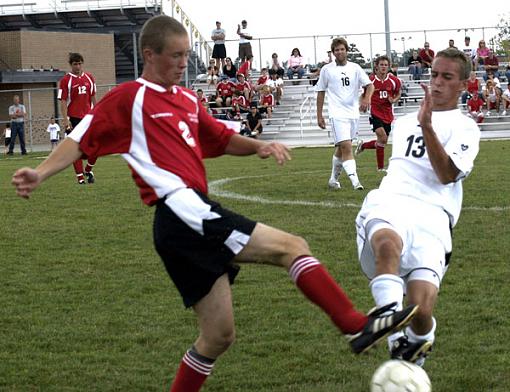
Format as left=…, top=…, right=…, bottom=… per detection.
left=394, top=36, right=412, bottom=66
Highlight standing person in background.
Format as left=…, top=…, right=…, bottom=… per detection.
left=355, top=48, right=480, bottom=368
left=461, top=36, right=475, bottom=64
left=46, top=116, right=61, bottom=151
left=12, top=15, right=417, bottom=392
left=418, top=43, right=435, bottom=70
left=356, top=55, right=401, bottom=172
left=236, top=20, right=252, bottom=62
left=316, top=37, right=374, bottom=190
left=211, top=21, right=226, bottom=71
left=58, top=52, right=97, bottom=184
left=447, top=39, right=457, bottom=49
left=7, top=94, right=27, bottom=155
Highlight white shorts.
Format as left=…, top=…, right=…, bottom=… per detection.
left=355, top=189, right=452, bottom=288
left=330, top=118, right=359, bottom=144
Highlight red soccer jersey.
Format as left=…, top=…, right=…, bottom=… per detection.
left=216, top=80, right=235, bottom=97
left=231, top=95, right=247, bottom=110
left=466, top=78, right=480, bottom=96
left=70, top=78, right=235, bottom=206
left=235, top=80, right=251, bottom=93
left=260, top=94, right=274, bottom=107
left=370, top=73, right=401, bottom=124
left=238, top=60, right=251, bottom=78
left=467, top=97, right=484, bottom=112
left=257, top=75, right=269, bottom=85
left=58, top=72, right=96, bottom=119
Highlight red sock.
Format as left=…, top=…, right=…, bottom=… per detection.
left=362, top=140, right=377, bottom=150
left=85, top=156, right=97, bottom=173
left=289, top=256, right=367, bottom=334
left=170, top=350, right=214, bottom=392
left=376, top=142, right=385, bottom=169
left=73, top=159, right=84, bottom=175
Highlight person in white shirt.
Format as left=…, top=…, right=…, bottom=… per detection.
left=316, top=37, right=374, bottom=190
left=236, top=20, right=252, bottom=62
left=355, top=48, right=480, bottom=367
left=46, top=116, right=61, bottom=151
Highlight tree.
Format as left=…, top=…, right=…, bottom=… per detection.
left=347, top=43, right=367, bottom=67
left=495, top=13, right=510, bottom=60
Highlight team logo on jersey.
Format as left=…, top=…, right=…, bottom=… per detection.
left=461, top=144, right=469, bottom=151
left=150, top=112, right=173, bottom=119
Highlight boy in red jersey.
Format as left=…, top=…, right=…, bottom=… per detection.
left=58, top=53, right=97, bottom=184
left=467, top=95, right=485, bottom=123
left=356, top=55, right=401, bottom=171
left=12, top=16, right=417, bottom=392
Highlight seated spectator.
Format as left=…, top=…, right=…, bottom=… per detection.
left=235, top=72, right=253, bottom=101
left=418, top=42, right=435, bottom=69
left=269, top=53, right=284, bottom=78
left=258, top=85, right=275, bottom=121
left=287, top=48, right=305, bottom=80
left=474, top=40, right=490, bottom=70
left=483, top=51, right=500, bottom=81
left=447, top=39, right=457, bottom=49
left=505, top=64, right=510, bottom=83
left=501, top=83, right=510, bottom=115
left=486, top=71, right=502, bottom=93
left=206, top=62, right=220, bottom=86
left=196, top=88, right=209, bottom=109
left=222, top=57, right=237, bottom=81
left=266, top=72, right=284, bottom=105
left=308, top=50, right=333, bottom=85
left=215, top=75, right=235, bottom=108
left=482, top=79, right=501, bottom=115
left=238, top=55, right=253, bottom=79
left=466, top=95, right=485, bottom=123
left=231, top=90, right=249, bottom=120
left=389, top=63, right=399, bottom=76
left=462, top=71, right=482, bottom=104
left=407, top=51, right=423, bottom=81
left=255, top=68, right=270, bottom=92
left=245, top=104, right=263, bottom=138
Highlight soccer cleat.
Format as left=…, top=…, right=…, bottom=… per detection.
left=390, top=336, right=432, bottom=366
left=353, top=181, right=364, bottom=190
left=78, top=179, right=86, bottom=185
left=347, top=302, right=419, bottom=354
left=328, top=180, right=341, bottom=190
left=377, top=168, right=387, bottom=173
left=355, top=141, right=364, bottom=156
left=85, top=171, right=95, bottom=184
left=502, top=110, right=507, bottom=116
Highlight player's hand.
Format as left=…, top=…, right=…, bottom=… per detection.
left=417, top=83, right=432, bottom=129
left=317, top=116, right=326, bottom=129
left=257, top=142, right=291, bottom=165
left=359, top=98, right=370, bottom=112
left=12, top=168, right=41, bottom=199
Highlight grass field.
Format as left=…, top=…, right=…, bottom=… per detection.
left=1, top=140, right=509, bottom=391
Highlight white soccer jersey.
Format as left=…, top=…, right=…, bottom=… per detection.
left=379, top=109, right=480, bottom=226
left=315, top=61, right=372, bottom=119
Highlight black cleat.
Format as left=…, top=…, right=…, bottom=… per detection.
left=391, top=336, right=432, bottom=365
left=85, top=171, right=95, bottom=184
left=347, top=302, right=419, bottom=354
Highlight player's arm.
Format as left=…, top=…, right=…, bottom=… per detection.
left=12, top=138, right=83, bottom=199
left=225, top=133, right=291, bottom=165
left=60, top=100, right=70, bottom=130
left=316, top=91, right=326, bottom=129
left=360, top=83, right=374, bottom=112
left=418, top=84, right=460, bottom=184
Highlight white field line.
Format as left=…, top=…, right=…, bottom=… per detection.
left=209, top=172, right=510, bottom=212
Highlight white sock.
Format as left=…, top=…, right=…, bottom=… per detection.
left=342, top=159, right=360, bottom=185
left=407, top=317, right=436, bottom=344
left=330, top=155, right=343, bottom=182
left=370, top=274, right=405, bottom=349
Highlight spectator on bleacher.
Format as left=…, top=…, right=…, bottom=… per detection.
left=237, top=20, right=253, bottom=62
left=462, top=71, right=482, bottom=105
left=467, top=94, right=486, bottom=123
left=505, top=64, right=510, bottom=83
left=287, top=48, right=306, bottom=81
left=245, top=103, right=263, bottom=138
left=418, top=42, right=435, bottom=70
left=235, top=72, right=253, bottom=101
left=211, top=21, right=227, bottom=71
left=389, top=63, right=399, bottom=76
left=215, top=75, right=235, bottom=108
left=258, top=85, right=275, bottom=121
left=269, top=53, right=285, bottom=78
left=482, top=79, right=501, bottom=116
left=483, top=51, right=500, bottom=81
left=486, top=71, right=502, bottom=92
left=231, top=90, right=249, bottom=120
left=222, top=57, right=237, bottom=81
left=267, top=73, right=284, bottom=105
left=462, top=36, right=475, bottom=63
left=474, top=40, right=490, bottom=70
left=206, top=62, right=220, bottom=86
left=196, top=88, right=209, bottom=109
left=501, top=84, right=510, bottom=116
left=255, top=68, right=270, bottom=92
left=238, top=55, right=252, bottom=79
left=407, top=51, right=423, bottom=81
left=448, top=39, right=457, bottom=49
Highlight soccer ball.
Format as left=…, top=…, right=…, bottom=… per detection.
left=371, top=360, right=431, bottom=392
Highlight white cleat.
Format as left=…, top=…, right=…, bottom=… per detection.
left=353, top=182, right=364, bottom=190
left=328, top=180, right=341, bottom=190
left=355, top=142, right=364, bottom=155
left=377, top=168, right=387, bottom=173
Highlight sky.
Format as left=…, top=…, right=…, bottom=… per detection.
left=165, top=0, right=509, bottom=67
